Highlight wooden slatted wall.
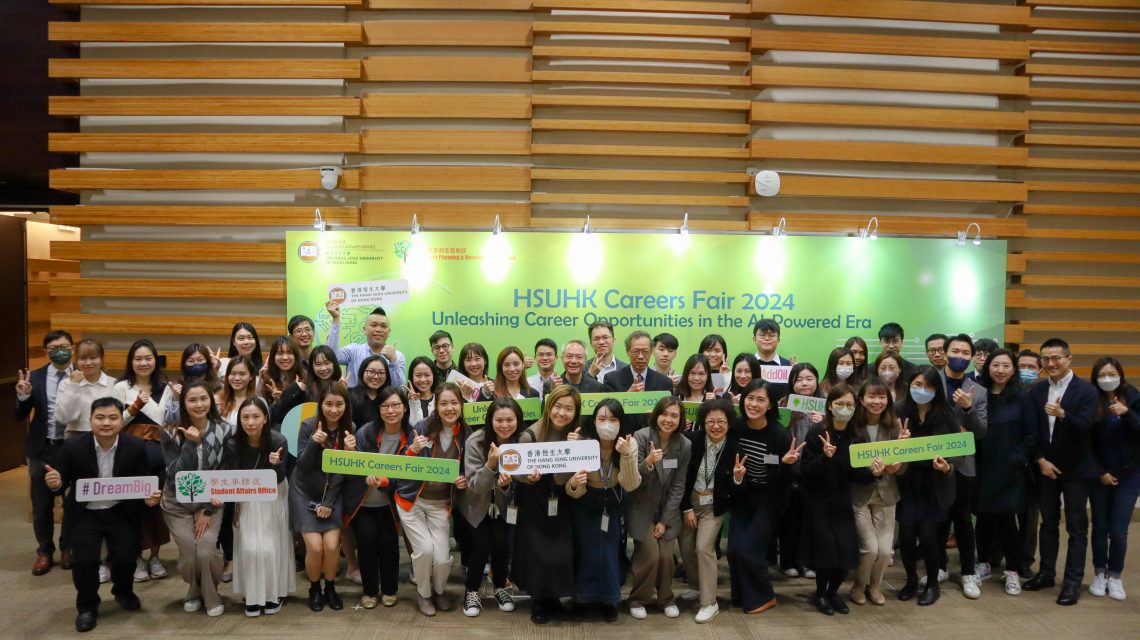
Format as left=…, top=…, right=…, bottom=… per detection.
left=42, top=0, right=1136, bottom=376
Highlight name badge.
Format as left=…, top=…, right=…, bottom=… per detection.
left=600, top=511, right=610, bottom=533
left=663, top=458, right=678, bottom=470
left=698, top=493, right=713, bottom=506
left=505, top=505, right=518, bottom=525
left=763, top=454, right=779, bottom=465
left=547, top=497, right=559, bottom=517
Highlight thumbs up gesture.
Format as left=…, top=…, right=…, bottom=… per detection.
left=782, top=436, right=806, bottom=465
left=615, top=434, right=635, bottom=456
left=933, top=456, right=952, bottom=474
left=15, top=369, right=32, bottom=396
left=645, top=441, right=664, bottom=468
left=732, top=454, right=748, bottom=483
left=381, top=341, right=398, bottom=363
left=311, top=422, right=328, bottom=446
left=44, top=464, right=62, bottom=490
left=570, top=469, right=588, bottom=489
left=344, top=433, right=357, bottom=452
left=567, top=426, right=582, bottom=442
left=551, top=373, right=563, bottom=388
left=177, top=425, right=201, bottom=444
left=486, top=442, right=501, bottom=469
left=820, top=431, right=837, bottom=458
left=269, top=447, right=284, bottom=465
left=409, top=433, right=429, bottom=454
left=169, top=382, right=183, bottom=402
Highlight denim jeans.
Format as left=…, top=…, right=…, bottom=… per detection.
left=1090, top=468, right=1140, bottom=577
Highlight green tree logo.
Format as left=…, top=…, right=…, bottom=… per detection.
left=177, top=473, right=207, bottom=501
left=393, top=240, right=412, bottom=263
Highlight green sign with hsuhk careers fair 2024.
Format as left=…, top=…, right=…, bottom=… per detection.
left=287, top=231, right=1006, bottom=369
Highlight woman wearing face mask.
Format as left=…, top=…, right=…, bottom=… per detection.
left=397, top=382, right=470, bottom=617
left=895, top=366, right=958, bottom=606
left=847, top=377, right=905, bottom=607
left=114, top=339, right=172, bottom=582
left=873, top=352, right=905, bottom=407
left=342, top=387, right=411, bottom=610
left=675, top=354, right=716, bottom=405
left=819, top=348, right=855, bottom=397
left=292, top=385, right=353, bottom=612
left=844, top=337, right=870, bottom=388
left=728, top=353, right=761, bottom=404
left=55, top=339, right=116, bottom=436
left=1087, top=357, right=1140, bottom=602
left=975, top=349, right=1036, bottom=596
left=164, top=344, right=223, bottom=427
left=799, top=385, right=860, bottom=616
left=160, top=381, right=233, bottom=617
left=728, top=381, right=803, bottom=614
left=626, top=397, right=692, bottom=620
left=261, top=337, right=303, bottom=404
left=679, top=398, right=737, bottom=623
left=223, top=397, right=292, bottom=617
left=407, top=356, right=441, bottom=425
left=458, top=342, right=493, bottom=400
left=775, top=363, right=823, bottom=579
left=270, top=345, right=341, bottom=429
left=567, top=399, right=641, bottom=622
left=699, top=334, right=731, bottom=391
left=350, top=356, right=390, bottom=431
left=513, top=384, right=581, bottom=624
left=478, top=346, right=540, bottom=402
left=460, top=398, right=522, bottom=617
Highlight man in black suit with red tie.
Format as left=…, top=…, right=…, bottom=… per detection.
left=45, top=397, right=161, bottom=632
left=604, top=331, right=674, bottom=434
left=1022, top=338, right=1098, bottom=606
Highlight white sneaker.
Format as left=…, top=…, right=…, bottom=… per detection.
left=679, top=590, right=700, bottom=601
left=98, top=563, right=111, bottom=584
left=1003, top=571, right=1021, bottom=596
left=962, top=574, right=981, bottom=599
left=148, top=556, right=167, bottom=579
left=206, top=604, right=224, bottom=617
left=184, top=599, right=202, bottom=613
left=1107, top=577, right=1126, bottom=601
left=803, top=568, right=816, bottom=579
left=663, top=604, right=679, bottom=618
left=463, top=591, right=482, bottom=617
left=783, top=567, right=800, bottom=578
left=975, top=563, right=992, bottom=581
left=133, top=558, right=150, bottom=583
left=629, top=605, right=647, bottom=620
left=919, top=569, right=949, bottom=587
left=494, top=587, right=515, bottom=612
left=695, top=603, right=719, bottom=624
left=1090, top=572, right=1108, bottom=597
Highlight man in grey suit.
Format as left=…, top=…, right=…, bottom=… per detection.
left=937, top=333, right=989, bottom=598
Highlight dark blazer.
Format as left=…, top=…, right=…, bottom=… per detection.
left=14, top=365, right=62, bottom=459
left=585, top=356, right=627, bottom=385
left=755, top=355, right=792, bottom=404
left=544, top=372, right=605, bottom=396
left=52, top=432, right=150, bottom=520
left=222, top=430, right=288, bottom=483
left=292, top=417, right=346, bottom=510
left=1031, top=374, right=1099, bottom=479
left=605, top=366, right=675, bottom=432
left=680, top=431, right=736, bottom=517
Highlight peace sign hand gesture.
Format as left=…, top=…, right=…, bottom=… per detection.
left=820, top=431, right=837, bottom=458
left=899, top=418, right=911, bottom=440
left=782, top=436, right=806, bottom=464
left=733, top=454, right=748, bottom=483
left=15, top=370, right=31, bottom=396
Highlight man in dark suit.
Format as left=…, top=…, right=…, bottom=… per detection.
left=585, top=320, right=627, bottom=386
left=878, top=322, right=920, bottom=384
left=604, top=331, right=674, bottom=433
left=1022, top=338, right=1098, bottom=606
left=752, top=319, right=792, bottom=404
left=45, top=397, right=161, bottom=632
left=14, top=330, right=74, bottom=575
left=543, top=340, right=605, bottom=396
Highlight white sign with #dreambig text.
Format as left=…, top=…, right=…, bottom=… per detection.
left=174, top=470, right=279, bottom=503
left=327, top=279, right=410, bottom=308
left=498, top=440, right=600, bottom=476
left=76, top=476, right=159, bottom=502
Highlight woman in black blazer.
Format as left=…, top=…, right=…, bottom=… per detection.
left=349, top=356, right=390, bottom=430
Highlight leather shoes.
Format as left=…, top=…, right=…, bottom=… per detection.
left=898, top=578, right=918, bottom=601
left=530, top=601, right=549, bottom=625
left=812, top=594, right=834, bottom=616
left=60, top=550, right=72, bottom=570
left=75, top=611, right=97, bottom=632
left=116, top=594, right=141, bottom=611
left=32, top=553, right=53, bottom=576
left=323, top=582, right=343, bottom=611
left=1023, top=574, right=1055, bottom=591
left=918, top=585, right=940, bottom=606
left=308, top=585, right=325, bottom=612
left=1057, top=584, right=1080, bottom=606
left=829, top=594, right=849, bottom=615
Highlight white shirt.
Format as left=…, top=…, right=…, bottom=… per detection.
left=755, top=351, right=783, bottom=365
left=88, top=436, right=120, bottom=511
left=527, top=372, right=555, bottom=397
left=112, top=380, right=170, bottom=427
left=55, top=372, right=117, bottom=435
left=593, top=355, right=619, bottom=384
left=1047, top=370, right=1073, bottom=442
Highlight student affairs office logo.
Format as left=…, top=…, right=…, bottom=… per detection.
left=298, top=241, right=320, bottom=263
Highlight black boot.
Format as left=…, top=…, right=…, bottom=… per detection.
left=308, top=582, right=324, bottom=612
left=918, top=584, right=940, bottom=606
left=898, top=577, right=919, bottom=601
left=812, top=594, right=834, bottom=615
left=324, top=580, right=343, bottom=610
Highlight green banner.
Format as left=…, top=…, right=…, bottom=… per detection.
left=680, top=403, right=792, bottom=426
left=464, top=397, right=542, bottom=424
left=287, top=231, right=1006, bottom=370
left=849, top=432, right=976, bottom=468
left=578, top=391, right=669, bottom=416
left=322, top=449, right=459, bottom=482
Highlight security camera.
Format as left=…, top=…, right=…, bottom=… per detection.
left=320, top=166, right=342, bottom=191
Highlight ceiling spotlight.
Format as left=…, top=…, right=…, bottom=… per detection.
left=958, top=222, right=982, bottom=246
left=313, top=208, right=325, bottom=232
left=858, top=216, right=878, bottom=242
left=582, top=215, right=591, bottom=234
left=771, top=216, right=787, bottom=240
left=679, top=212, right=689, bottom=237
left=410, top=213, right=421, bottom=236
left=492, top=214, right=503, bottom=236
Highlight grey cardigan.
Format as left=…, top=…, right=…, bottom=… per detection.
left=459, top=430, right=514, bottom=528
left=626, top=426, right=691, bottom=542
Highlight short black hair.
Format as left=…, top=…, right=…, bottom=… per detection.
left=753, top=318, right=780, bottom=337
left=43, top=330, right=74, bottom=348
left=1017, top=349, right=1041, bottom=366
left=947, top=333, right=974, bottom=355
left=370, top=307, right=388, bottom=317
left=429, top=330, right=452, bottom=346
left=974, top=338, right=998, bottom=354
left=587, top=319, right=614, bottom=339
left=287, top=315, right=314, bottom=334
left=90, top=396, right=125, bottom=416
left=534, top=338, right=558, bottom=353
left=652, top=332, right=679, bottom=350
left=925, top=333, right=948, bottom=348
left=879, top=322, right=904, bottom=341
left=1040, top=337, right=1070, bottom=354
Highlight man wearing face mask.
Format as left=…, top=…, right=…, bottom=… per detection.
left=16, top=330, right=76, bottom=576
left=936, top=334, right=988, bottom=599
left=1015, top=348, right=1043, bottom=577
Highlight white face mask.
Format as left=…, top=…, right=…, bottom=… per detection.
left=831, top=406, right=855, bottom=422
left=836, top=366, right=854, bottom=381
left=1098, top=376, right=1121, bottom=392
left=596, top=422, right=620, bottom=441
left=878, top=369, right=898, bottom=384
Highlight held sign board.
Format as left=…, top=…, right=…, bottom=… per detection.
left=760, top=365, right=792, bottom=384
left=322, top=449, right=459, bottom=483
left=465, top=397, right=542, bottom=423
left=76, top=476, right=159, bottom=502
left=849, top=432, right=976, bottom=468
left=498, top=439, right=600, bottom=476
left=328, top=278, right=410, bottom=308
left=175, top=470, right=279, bottom=503
left=786, top=394, right=826, bottom=415
left=577, top=391, right=669, bottom=416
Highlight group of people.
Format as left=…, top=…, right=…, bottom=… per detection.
left=16, top=308, right=1139, bottom=632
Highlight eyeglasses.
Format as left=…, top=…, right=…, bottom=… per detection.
left=926, top=347, right=946, bottom=355
left=705, top=419, right=729, bottom=427
left=363, top=369, right=385, bottom=378
left=292, top=327, right=314, bottom=335
left=628, top=349, right=650, bottom=357
left=757, top=332, right=779, bottom=339
left=1042, top=355, right=1070, bottom=364
left=431, top=343, right=452, bottom=352
left=379, top=403, right=403, bottom=411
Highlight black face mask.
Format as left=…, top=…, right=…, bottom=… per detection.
left=49, top=347, right=73, bottom=366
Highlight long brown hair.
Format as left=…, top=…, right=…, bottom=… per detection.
left=220, top=356, right=256, bottom=417
left=316, top=384, right=352, bottom=449
left=852, top=377, right=901, bottom=444
left=493, top=346, right=534, bottom=398
left=532, top=384, right=581, bottom=442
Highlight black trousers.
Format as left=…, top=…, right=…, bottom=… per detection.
left=900, top=520, right=941, bottom=583
left=350, top=506, right=400, bottom=598
left=728, top=504, right=776, bottom=611
left=466, top=515, right=509, bottom=592
left=28, top=443, right=66, bottom=555
left=939, top=473, right=977, bottom=575
left=1037, top=474, right=1092, bottom=586
left=976, top=513, right=1021, bottom=573
left=219, top=503, right=235, bottom=562
left=71, top=505, right=140, bottom=613
left=1020, top=467, right=1041, bottom=574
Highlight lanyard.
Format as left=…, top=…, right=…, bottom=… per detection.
left=701, top=438, right=725, bottom=489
